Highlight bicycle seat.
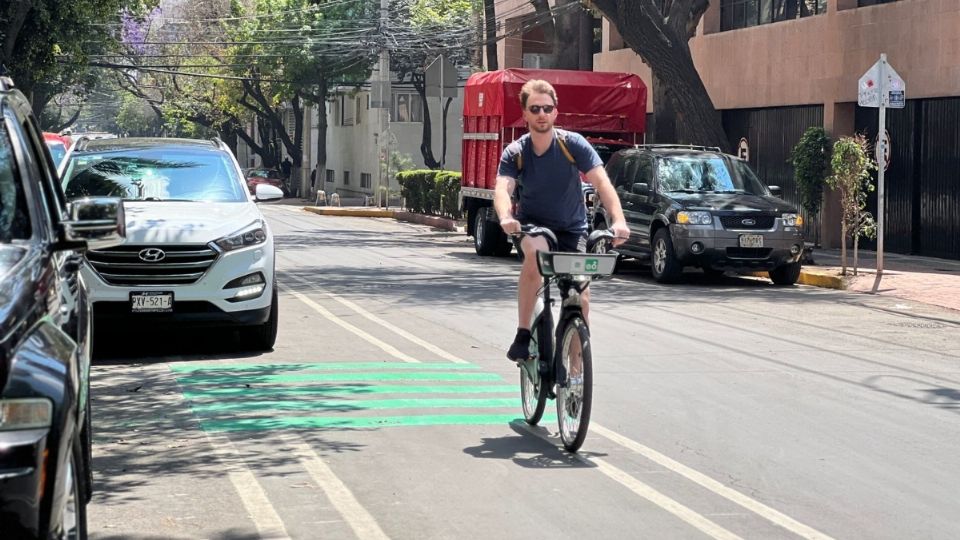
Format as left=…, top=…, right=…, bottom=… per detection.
left=586, top=229, right=616, bottom=253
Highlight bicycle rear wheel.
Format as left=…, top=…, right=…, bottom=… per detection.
left=556, top=315, right=593, bottom=452
left=520, top=315, right=549, bottom=425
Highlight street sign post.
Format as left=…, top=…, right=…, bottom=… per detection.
left=857, top=53, right=905, bottom=293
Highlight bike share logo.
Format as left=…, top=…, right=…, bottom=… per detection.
left=585, top=258, right=599, bottom=272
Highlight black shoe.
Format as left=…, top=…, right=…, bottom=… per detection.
left=507, top=329, right=532, bottom=362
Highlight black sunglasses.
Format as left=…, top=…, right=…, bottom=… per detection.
left=527, top=105, right=555, bottom=114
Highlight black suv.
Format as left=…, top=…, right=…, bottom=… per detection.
left=0, top=77, right=124, bottom=538
left=596, top=145, right=804, bottom=284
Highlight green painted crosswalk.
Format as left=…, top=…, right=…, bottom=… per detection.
left=172, top=361, right=550, bottom=432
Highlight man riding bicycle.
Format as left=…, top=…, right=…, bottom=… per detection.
left=494, top=79, right=630, bottom=362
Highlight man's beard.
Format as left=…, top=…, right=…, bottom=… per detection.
left=529, top=121, right=552, bottom=134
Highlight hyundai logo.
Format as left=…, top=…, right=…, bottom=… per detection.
left=741, top=218, right=757, bottom=226
left=138, top=248, right=166, bottom=262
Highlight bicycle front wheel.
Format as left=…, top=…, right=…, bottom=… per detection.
left=556, top=315, right=593, bottom=452
left=520, top=315, right=549, bottom=425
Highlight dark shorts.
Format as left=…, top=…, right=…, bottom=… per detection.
left=523, top=224, right=587, bottom=253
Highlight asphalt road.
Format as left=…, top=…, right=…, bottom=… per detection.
left=88, top=204, right=960, bottom=540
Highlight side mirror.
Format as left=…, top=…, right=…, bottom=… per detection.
left=61, top=197, right=125, bottom=251
left=255, top=183, right=284, bottom=202
left=768, top=185, right=782, bottom=197
left=631, top=182, right=649, bottom=195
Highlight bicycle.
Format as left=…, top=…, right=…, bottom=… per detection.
left=513, top=226, right=618, bottom=452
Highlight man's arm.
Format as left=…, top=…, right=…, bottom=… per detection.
left=584, top=166, right=629, bottom=246
left=494, top=175, right=520, bottom=234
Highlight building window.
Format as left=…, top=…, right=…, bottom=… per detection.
left=341, top=96, right=355, bottom=126
left=392, top=92, right=423, bottom=123
left=720, top=0, right=825, bottom=31
left=325, top=169, right=335, bottom=183
left=331, top=99, right=341, bottom=126
left=360, top=173, right=372, bottom=189
left=355, top=96, right=362, bottom=125
left=343, top=171, right=351, bottom=185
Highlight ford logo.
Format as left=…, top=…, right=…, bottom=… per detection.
left=138, top=248, right=166, bottom=262
left=741, top=218, right=756, bottom=226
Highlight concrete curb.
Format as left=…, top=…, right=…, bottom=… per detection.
left=747, top=269, right=848, bottom=290
left=301, top=207, right=462, bottom=232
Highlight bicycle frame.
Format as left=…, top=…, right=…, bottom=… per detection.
left=529, top=274, right=588, bottom=389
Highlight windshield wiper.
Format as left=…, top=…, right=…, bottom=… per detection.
left=136, top=197, right=194, bottom=202
left=666, top=189, right=701, bottom=193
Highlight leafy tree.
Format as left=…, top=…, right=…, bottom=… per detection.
left=389, top=0, right=476, bottom=169
left=1, top=0, right=146, bottom=117
left=116, top=93, right=163, bottom=136
left=827, top=135, right=876, bottom=276
left=228, top=0, right=379, bottom=196
left=790, top=126, right=832, bottom=245
left=584, top=0, right=730, bottom=150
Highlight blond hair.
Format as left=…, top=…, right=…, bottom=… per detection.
left=519, top=80, right=557, bottom=108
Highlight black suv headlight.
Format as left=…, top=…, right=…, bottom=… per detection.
left=676, top=211, right=712, bottom=225
left=214, top=222, right=267, bottom=252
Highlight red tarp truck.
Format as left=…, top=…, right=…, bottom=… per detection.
left=460, top=68, right=647, bottom=256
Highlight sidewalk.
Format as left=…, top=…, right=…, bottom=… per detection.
left=801, top=247, right=960, bottom=312
left=288, top=201, right=960, bottom=313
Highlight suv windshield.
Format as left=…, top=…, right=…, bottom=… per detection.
left=657, top=155, right=769, bottom=196
left=62, top=149, right=246, bottom=202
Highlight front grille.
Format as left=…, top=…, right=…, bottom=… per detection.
left=86, top=244, right=219, bottom=286
left=720, top=215, right=775, bottom=230
left=726, top=247, right=773, bottom=259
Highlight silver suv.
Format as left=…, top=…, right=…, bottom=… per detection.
left=595, top=145, right=805, bottom=284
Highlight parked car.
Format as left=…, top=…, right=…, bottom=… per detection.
left=1, top=76, right=125, bottom=539
left=595, top=144, right=805, bottom=284
left=43, top=132, right=72, bottom=168
left=244, top=167, right=287, bottom=197
left=60, top=137, right=283, bottom=351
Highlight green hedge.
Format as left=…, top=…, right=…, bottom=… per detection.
left=396, top=169, right=462, bottom=219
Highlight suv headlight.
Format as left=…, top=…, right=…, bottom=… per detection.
left=0, top=398, right=53, bottom=431
left=214, top=222, right=268, bottom=252
left=676, top=211, right=712, bottom=225
left=782, top=213, right=804, bottom=227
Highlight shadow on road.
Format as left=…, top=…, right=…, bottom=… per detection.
left=462, top=420, right=606, bottom=468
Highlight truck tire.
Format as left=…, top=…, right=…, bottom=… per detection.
left=474, top=207, right=502, bottom=256
left=651, top=228, right=682, bottom=283
left=769, top=261, right=801, bottom=286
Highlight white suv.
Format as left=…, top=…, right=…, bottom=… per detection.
left=60, top=137, right=283, bottom=350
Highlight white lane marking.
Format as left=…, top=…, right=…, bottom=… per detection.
left=285, top=273, right=468, bottom=364
left=517, top=424, right=742, bottom=540
left=204, top=433, right=292, bottom=539
left=167, top=361, right=290, bottom=538
left=278, top=282, right=419, bottom=363
left=281, top=434, right=391, bottom=540
left=592, top=425, right=836, bottom=540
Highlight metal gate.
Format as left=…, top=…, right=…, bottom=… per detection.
left=855, top=97, right=960, bottom=260
left=723, top=105, right=825, bottom=237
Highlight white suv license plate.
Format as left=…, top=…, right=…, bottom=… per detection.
left=739, top=234, right=764, bottom=248
left=131, top=292, right=174, bottom=313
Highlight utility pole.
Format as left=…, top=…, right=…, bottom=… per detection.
left=377, top=0, right=391, bottom=208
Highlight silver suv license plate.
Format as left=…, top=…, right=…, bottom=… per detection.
left=131, top=292, right=173, bottom=312
left=738, top=234, right=764, bottom=248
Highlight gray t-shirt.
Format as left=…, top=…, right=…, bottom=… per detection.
left=498, top=129, right=602, bottom=232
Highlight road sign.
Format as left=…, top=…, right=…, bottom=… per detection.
left=858, top=57, right=906, bottom=108
left=425, top=55, right=458, bottom=98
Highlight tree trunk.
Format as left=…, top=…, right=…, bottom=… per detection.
left=554, top=0, right=581, bottom=69
left=484, top=0, right=499, bottom=70
left=840, top=220, right=848, bottom=275
left=588, top=0, right=730, bottom=151
left=50, top=107, right=82, bottom=134
left=315, top=82, right=328, bottom=196
left=578, top=8, right=594, bottom=71
left=413, top=78, right=441, bottom=169
left=0, top=0, right=32, bottom=66
left=651, top=72, right=678, bottom=144
left=441, top=97, right=453, bottom=169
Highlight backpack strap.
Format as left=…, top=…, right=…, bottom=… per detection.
left=515, top=130, right=576, bottom=173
